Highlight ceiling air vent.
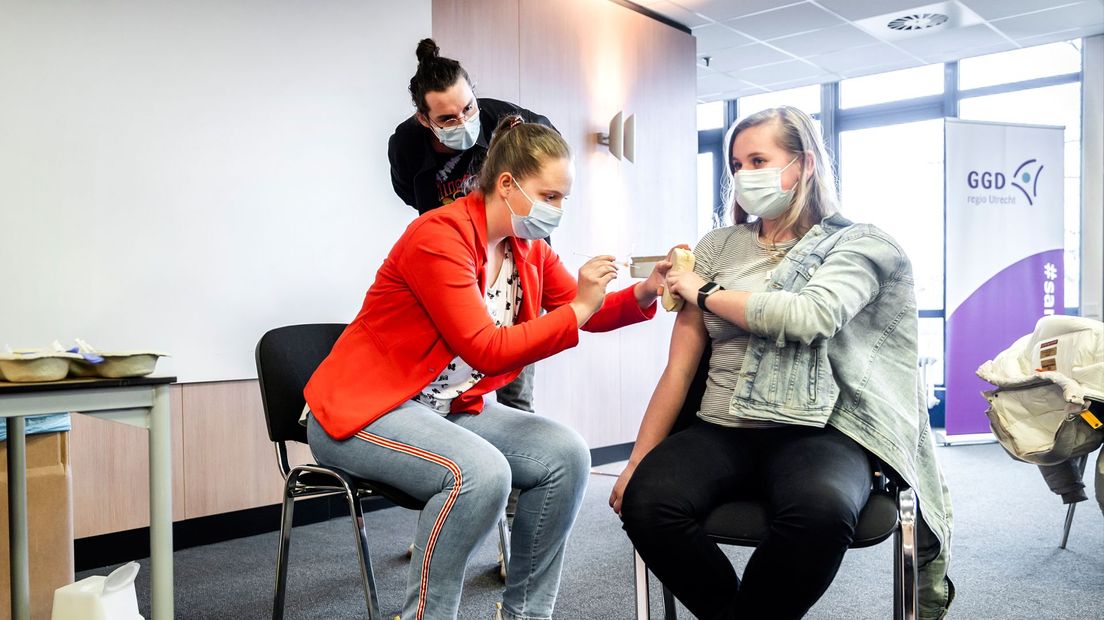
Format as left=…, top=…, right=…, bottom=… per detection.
left=887, top=12, right=949, bottom=32
left=854, top=1, right=982, bottom=41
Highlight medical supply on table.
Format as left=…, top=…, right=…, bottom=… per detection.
left=0, top=340, right=168, bottom=382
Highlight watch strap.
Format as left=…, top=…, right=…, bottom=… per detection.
left=698, top=282, right=723, bottom=311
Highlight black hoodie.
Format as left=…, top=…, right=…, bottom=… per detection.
left=387, top=97, right=554, bottom=215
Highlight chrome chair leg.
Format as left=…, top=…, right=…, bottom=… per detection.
left=345, top=488, right=382, bottom=620
left=272, top=470, right=300, bottom=620
left=497, top=516, right=511, bottom=581
left=1060, top=502, right=1078, bottom=549
left=633, top=549, right=650, bottom=620
left=1059, top=453, right=1089, bottom=549
left=895, top=487, right=918, bottom=620
left=661, top=584, right=678, bottom=619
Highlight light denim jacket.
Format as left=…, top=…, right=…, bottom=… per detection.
left=737, top=214, right=953, bottom=619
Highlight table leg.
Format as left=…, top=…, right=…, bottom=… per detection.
left=148, top=386, right=174, bottom=618
left=7, top=416, right=30, bottom=620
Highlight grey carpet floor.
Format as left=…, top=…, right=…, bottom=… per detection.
left=81, top=443, right=1102, bottom=619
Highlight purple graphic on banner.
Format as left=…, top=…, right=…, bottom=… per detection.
left=945, top=249, right=1064, bottom=436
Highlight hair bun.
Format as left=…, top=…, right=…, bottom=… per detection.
left=416, top=38, right=440, bottom=64
left=487, top=114, right=525, bottom=148
left=496, top=114, right=524, bottom=133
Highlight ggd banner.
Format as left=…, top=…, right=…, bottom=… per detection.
left=944, top=118, right=1065, bottom=438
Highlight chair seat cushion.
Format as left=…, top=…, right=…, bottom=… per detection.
left=702, top=492, right=898, bottom=548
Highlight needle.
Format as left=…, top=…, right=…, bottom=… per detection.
left=572, top=251, right=631, bottom=267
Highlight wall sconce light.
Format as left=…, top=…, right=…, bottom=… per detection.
left=597, top=111, right=636, bottom=162
left=623, top=113, right=635, bottom=163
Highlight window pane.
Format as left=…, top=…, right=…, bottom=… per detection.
left=738, top=84, right=820, bottom=118
left=840, top=63, right=944, bottom=108
left=697, top=101, right=725, bottom=131
left=919, top=317, right=945, bottom=387
left=697, top=152, right=716, bottom=237
left=839, top=119, right=944, bottom=310
left=959, top=81, right=1082, bottom=308
left=959, top=40, right=1082, bottom=91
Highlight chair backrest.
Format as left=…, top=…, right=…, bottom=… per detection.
left=255, top=323, right=347, bottom=445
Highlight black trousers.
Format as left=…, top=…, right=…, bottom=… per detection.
left=621, top=422, right=872, bottom=620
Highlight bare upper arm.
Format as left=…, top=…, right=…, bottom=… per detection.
left=667, top=303, right=708, bottom=380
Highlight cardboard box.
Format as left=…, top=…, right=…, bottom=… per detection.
left=0, top=432, right=75, bottom=620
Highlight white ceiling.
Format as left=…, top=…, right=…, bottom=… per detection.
left=630, top=0, right=1104, bottom=101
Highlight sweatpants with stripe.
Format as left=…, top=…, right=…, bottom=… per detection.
left=307, top=400, right=591, bottom=620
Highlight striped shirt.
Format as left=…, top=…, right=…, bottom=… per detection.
left=693, top=221, right=798, bottom=428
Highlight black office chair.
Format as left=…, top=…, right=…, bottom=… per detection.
left=256, top=323, right=427, bottom=620
left=631, top=345, right=918, bottom=620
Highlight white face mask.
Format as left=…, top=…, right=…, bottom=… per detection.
left=505, top=179, right=562, bottom=240
left=733, top=156, right=799, bottom=219
left=432, top=113, right=481, bottom=151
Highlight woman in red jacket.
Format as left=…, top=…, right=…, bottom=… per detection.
left=305, top=116, right=674, bottom=620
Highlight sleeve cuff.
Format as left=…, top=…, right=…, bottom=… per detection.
left=746, top=291, right=788, bottom=347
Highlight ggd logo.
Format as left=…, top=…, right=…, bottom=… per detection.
left=1010, top=159, right=1043, bottom=205
left=967, top=158, right=1044, bottom=205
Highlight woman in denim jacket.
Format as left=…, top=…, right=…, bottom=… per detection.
left=613, top=106, right=953, bottom=619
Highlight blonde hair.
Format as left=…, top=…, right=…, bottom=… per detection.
left=478, top=115, right=570, bottom=195
left=721, top=106, right=840, bottom=243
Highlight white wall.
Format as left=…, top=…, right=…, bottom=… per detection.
left=0, top=0, right=431, bottom=381
left=1082, top=35, right=1103, bottom=320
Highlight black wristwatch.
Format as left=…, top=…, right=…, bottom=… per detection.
left=697, top=281, right=724, bottom=312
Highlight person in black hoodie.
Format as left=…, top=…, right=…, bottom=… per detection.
left=388, top=38, right=554, bottom=218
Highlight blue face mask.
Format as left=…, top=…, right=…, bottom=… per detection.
left=733, top=156, right=799, bottom=219
left=505, top=179, right=562, bottom=240
left=432, top=114, right=481, bottom=151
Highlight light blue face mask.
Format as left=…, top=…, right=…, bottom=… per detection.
left=505, top=179, right=562, bottom=240
left=432, top=114, right=481, bottom=151
left=733, top=155, right=799, bottom=219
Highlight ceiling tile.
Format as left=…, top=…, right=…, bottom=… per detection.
left=958, top=0, right=1079, bottom=21
left=761, top=73, right=837, bottom=90
left=769, top=23, right=881, bottom=56
left=644, top=1, right=713, bottom=28
left=1017, top=23, right=1104, bottom=45
left=807, top=42, right=917, bottom=73
left=693, top=23, right=753, bottom=54
left=735, top=59, right=825, bottom=85
left=990, top=2, right=1104, bottom=39
left=705, top=43, right=793, bottom=72
left=815, top=0, right=947, bottom=21
left=837, top=59, right=920, bottom=78
left=735, top=80, right=772, bottom=95
left=696, top=71, right=747, bottom=96
left=892, top=23, right=1007, bottom=57
left=674, top=0, right=801, bottom=23
left=700, top=83, right=763, bottom=102
left=919, top=42, right=1011, bottom=63
left=725, top=3, right=845, bottom=40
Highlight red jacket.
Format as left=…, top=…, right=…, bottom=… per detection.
left=306, top=193, right=656, bottom=440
